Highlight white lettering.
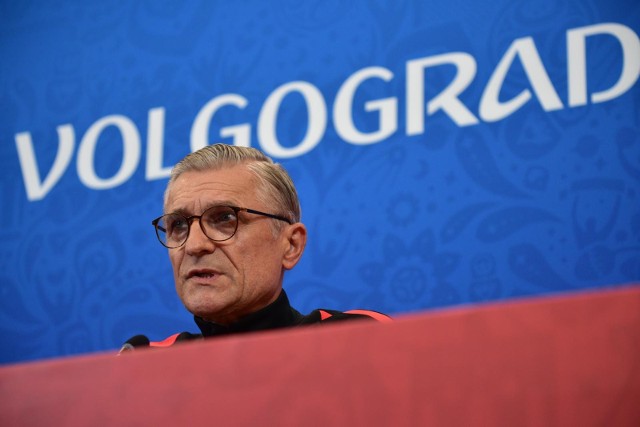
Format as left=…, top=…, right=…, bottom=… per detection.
left=406, top=52, right=479, bottom=135
left=258, top=81, right=326, bottom=158
left=77, top=115, right=141, bottom=189
left=145, top=107, right=172, bottom=180
left=480, top=37, right=563, bottom=122
left=15, top=126, right=75, bottom=201
left=13, top=22, right=638, bottom=201
left=568, top=23, right=640, bottom=106
left=334, top=66, right=397, bottom=144
left=190, top=94, right=250, bottom=151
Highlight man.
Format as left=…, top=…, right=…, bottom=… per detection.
left=123, top=144, right=390, bottom=351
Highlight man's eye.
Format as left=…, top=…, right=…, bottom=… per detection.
left=211, top=211, right=236, bottom=224
left=167, top=217, right=188, bottom=234
left=202, top=207, right=236, bottom=227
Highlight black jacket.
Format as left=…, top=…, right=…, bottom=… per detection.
left=125, top=290, right=391, bottom=349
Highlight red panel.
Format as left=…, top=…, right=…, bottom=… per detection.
left=1, top=285, right=639, bottom=426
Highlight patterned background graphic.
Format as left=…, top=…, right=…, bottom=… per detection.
left=1, top=0, right=639, bottom=363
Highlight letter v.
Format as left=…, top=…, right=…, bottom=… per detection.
left=15, top=125, right=75, bottom=201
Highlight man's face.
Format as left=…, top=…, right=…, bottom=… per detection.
left=164, top=164, right=303, bottom=324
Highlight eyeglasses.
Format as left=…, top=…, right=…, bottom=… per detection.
left=152, top=205, right=292, bottom=249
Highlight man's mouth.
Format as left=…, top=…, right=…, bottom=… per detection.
left=195, top=272, right=214, bottom=278
left=187, top=269, right=220, bottom=279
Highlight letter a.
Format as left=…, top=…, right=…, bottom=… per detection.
left=480, top=37, right=563, bottom=122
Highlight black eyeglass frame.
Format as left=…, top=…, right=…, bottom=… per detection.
left=151, top=205, right=293, bottom=249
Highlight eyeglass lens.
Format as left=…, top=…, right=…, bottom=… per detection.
left=156, top=206, right=239, bottom=248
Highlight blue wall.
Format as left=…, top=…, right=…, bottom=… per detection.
left=1, top=0, right=639, bottom=364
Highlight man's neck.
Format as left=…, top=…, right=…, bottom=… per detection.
left=194, top=290, right=302, bottom=337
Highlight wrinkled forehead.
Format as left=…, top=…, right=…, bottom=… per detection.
left=163, top=165, right=260, bottom=213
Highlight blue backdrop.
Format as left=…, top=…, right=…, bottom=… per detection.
left=1, top=0, right=639, bottom=364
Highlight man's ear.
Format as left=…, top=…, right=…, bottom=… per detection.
left=282, top=223, right=307, bottom=270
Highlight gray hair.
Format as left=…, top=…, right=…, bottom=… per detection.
left=165, top=144, right=301, bottom=224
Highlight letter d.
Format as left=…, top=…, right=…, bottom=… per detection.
left=568, top=23, right=640, bottom=106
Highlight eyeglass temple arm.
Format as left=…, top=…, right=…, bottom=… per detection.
left=243, top=208, right=292, bottom=224
left=151, top=219, right=167, bottom=233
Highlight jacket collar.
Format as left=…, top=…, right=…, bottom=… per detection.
left=194, top=290, right=302, bottom=337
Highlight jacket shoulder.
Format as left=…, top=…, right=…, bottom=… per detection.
left=302, top=308, right=392, bottom=324
left=121, top=332, right=201, bottom=351
left=149, top=331, right=202, bottom=347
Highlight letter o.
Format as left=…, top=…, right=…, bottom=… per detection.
left=258, top=81, right=327, bottom=158
left=77, top=115, right=141, bottom=189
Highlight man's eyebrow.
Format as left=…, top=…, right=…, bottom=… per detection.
left=167, top=201, right=240, bottom=215
left=168, top=207, right=190, bottom=216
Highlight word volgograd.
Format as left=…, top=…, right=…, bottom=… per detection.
left=15, top=23, right=640, bottom=201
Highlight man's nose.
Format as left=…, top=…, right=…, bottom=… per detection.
left=184, top=219, right=216, bottom=255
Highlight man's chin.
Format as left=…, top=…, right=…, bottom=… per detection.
left=182, top=294, right=234, bottom=322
